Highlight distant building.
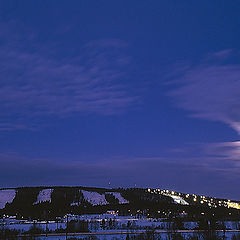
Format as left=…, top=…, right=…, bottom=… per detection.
left=106, top=210, right=117, bottom=215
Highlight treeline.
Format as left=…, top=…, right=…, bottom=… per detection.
left=1, top=187, right=240, bottom=221
left=0, top=187, right=174, bottom=219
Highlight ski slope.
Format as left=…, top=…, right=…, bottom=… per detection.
left=82, top=190, right=108, bottom=205
left=34, top=189, right=53, bottom=204
left=0, top=189, right=16, bottom=209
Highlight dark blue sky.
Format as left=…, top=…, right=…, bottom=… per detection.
left=1, top=1, right=240, bottom=199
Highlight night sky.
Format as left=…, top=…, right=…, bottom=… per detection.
left=0, top=1, right=240, bottom=200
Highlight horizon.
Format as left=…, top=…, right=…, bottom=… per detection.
left=0, top=184, right=239, bottom=202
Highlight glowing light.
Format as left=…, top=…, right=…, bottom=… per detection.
left=227, top=202, right=240, bottom=210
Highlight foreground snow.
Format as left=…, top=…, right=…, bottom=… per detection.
left=1, top=216, right=240, bottom=240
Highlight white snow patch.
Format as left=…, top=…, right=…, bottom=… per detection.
left=34, top=189, right=53, bottom=204
left=0, top=189, right=16, bottom=209
left=82, top=190, right=108, bottom=206
left=106, top=192, right=129, bottom=204
left=164, top=194, right=189, bottom=205
left=171, top=195, right=189, bottom=205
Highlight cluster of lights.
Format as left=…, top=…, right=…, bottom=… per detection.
left=227, top=202, right=240, bottom=210
left=147, top=188, right=240, bottom=210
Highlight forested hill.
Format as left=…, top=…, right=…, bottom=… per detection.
left=0, top=186, right=240, bottom=220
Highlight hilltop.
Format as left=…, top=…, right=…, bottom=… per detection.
left=0, top=186, right=240, bottom=221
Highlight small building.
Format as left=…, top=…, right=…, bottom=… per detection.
left=106, top=210, right=117, bottom=215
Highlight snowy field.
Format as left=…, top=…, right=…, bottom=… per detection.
left=1, top=215, right=240, bottom=232
left=4, top=231, right=240, bottom=240
left=1, top=214, right=240, bottom=240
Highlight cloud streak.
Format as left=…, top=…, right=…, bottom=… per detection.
left=168, top=50, right=240, bottom=135
left=0, top=23, right=139, bottom=130
left=204, top=141, right=240, bottom=162
left=166, top=50, right=240, bottom=190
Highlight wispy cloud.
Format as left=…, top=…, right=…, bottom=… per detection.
left=165, top=50, right=240, bottom=193
left=0, top=22, right=139, bottom=130
left=168, top=50, right=240, bottom=135
left=204, top=141, right=240, bottom=161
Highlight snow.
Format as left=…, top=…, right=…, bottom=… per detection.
left=34, top=189, right=53, bottom=204
left=82, top=190, right=108, bottom=205
left=106, top=192, right=129, bottom=204
left=171, top=195, right=189, bottom=205
left=5, top=221, right=66, bottom=232
left=0, top=189, right=16, bottom=209
left=163, top=193, right=189, bottom=205
left=184, top=221, right=198, bottom=229
left=71, top=191, right=128, bottom=206
left=1, top=217, right=240, bottom=240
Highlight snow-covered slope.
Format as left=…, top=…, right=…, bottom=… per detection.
left=106, top=192, right=129, bottom=204
left=82, top=190, right=108, bottom=205
left=0, top=189, right=16, bottom=209
left=164, top=194, right=189, bottom=205
left=34, top=189, right=53, bottom=204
